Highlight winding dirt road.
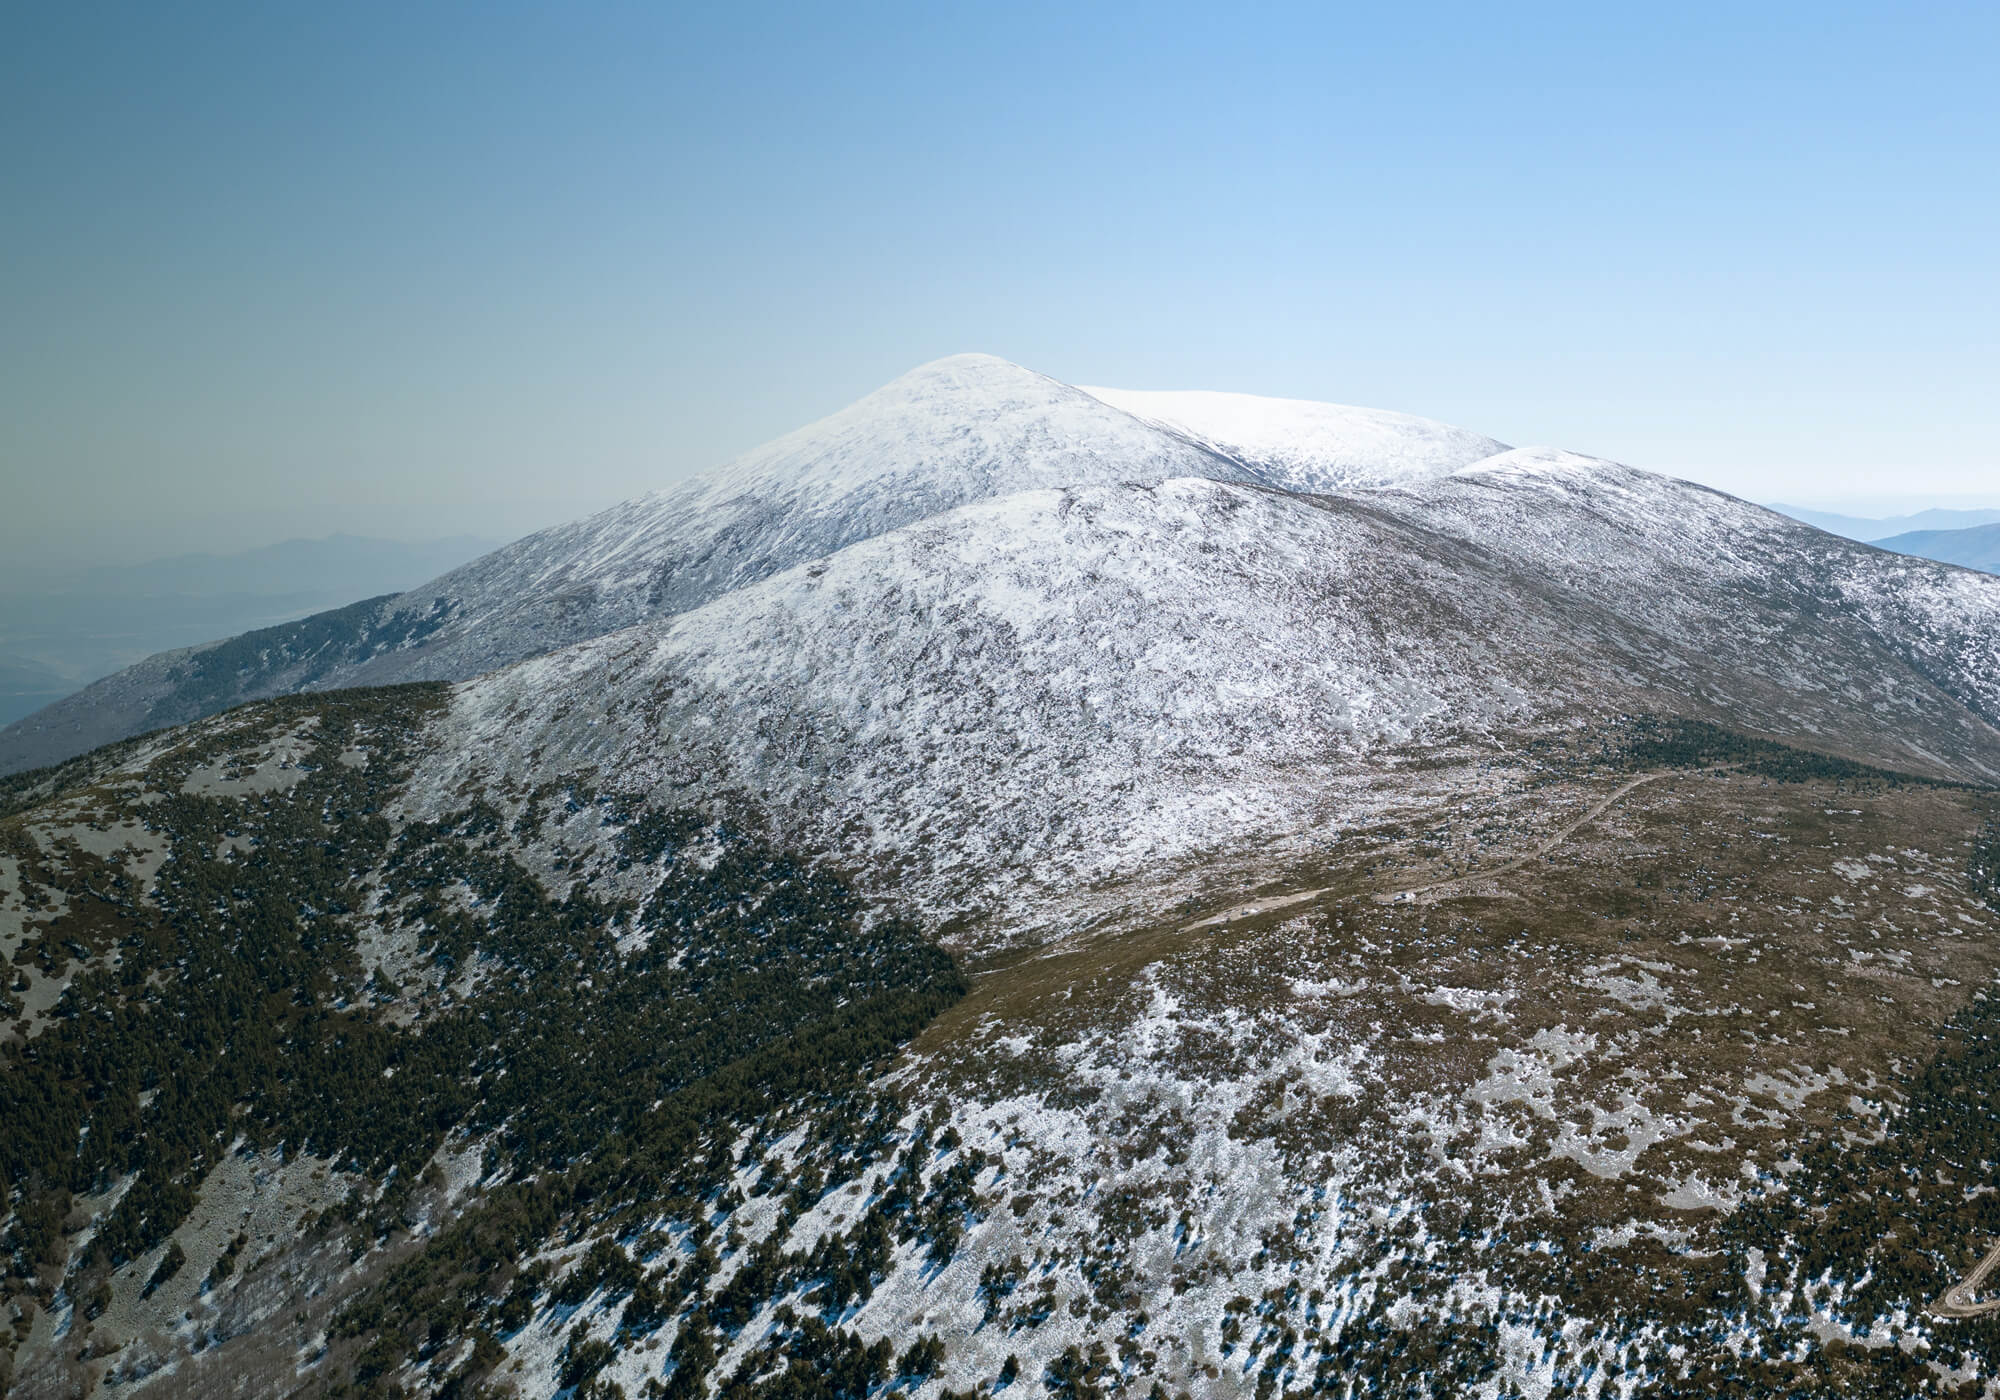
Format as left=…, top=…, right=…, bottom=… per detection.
left=1182, top=771, right=1672, bottom=932
left=1934, top=1240, right=2000, bottom=1319
left=1369, top=772, right=1670, bottom=906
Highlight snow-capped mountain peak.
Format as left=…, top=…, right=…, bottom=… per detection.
left=1079, top=383, right=1510, bottom=491
left=10, top=354, right=1998, bottom=811
left=682, top=353, right=1233, bottom=507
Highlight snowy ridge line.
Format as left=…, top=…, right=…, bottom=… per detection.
left=8, top=350, right=2000, bottom=811
left=1078, top=383, right=1510, bottom=491
left=0, top=355, right=1523, bottom=775
left=402, top=457, right=2000, bottom=954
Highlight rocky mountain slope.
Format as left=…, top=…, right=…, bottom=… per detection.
left=409, top=458, right=2000, bottom=954
left=5, top=360, right=2000, bottom=1398
left=0, top=358, right=1502, bottom=776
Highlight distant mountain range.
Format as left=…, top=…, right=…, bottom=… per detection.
left=0, top=533, right=502, bottom=726
left=0, top=532, right=506, bottom=601
left=1765, top=504, right=2000, bottom=576
left=1767, top=502, right=2000, bottom=542
left=1871, top=521, right=2000, bottom=574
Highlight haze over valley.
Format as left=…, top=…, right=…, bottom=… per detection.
left=0, top=536, right=503, bottom=728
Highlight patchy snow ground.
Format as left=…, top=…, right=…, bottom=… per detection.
left=9, top=359, right=2000, bottom=1397
left=405, top=450, right=2000, bottom=954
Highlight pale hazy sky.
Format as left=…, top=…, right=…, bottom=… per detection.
left=5, top=3, right=1997, bottom=566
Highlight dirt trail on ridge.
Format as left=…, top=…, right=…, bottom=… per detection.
left=1181, top=771, right=1672, bottom=933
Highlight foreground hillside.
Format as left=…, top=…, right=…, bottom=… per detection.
left=4, top=694, right=1999, bottom=1399
left=0, top=691, right=964, bottom=1397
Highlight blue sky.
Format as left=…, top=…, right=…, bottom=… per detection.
left=4, top=2, right=1996, bottom=563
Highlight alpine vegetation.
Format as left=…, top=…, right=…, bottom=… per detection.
left=5, top=358, right=2000, bottom=1398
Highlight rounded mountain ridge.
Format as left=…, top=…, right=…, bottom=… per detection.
left=1080, top=381, right=1511, bottom=490
left=0, top=354, right=1769, bottom=780
left=6, top=351, right=1538, bottom=774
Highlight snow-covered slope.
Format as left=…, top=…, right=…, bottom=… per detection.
left=7, top=357, right=1510, bottom=774
left=1080, top=384, right=1509, bottom=490
left=7, top=354, right=2000, bottom=833
left=1400, top=449, right=2000, bottom=747
left=405, top=461, right=2000, bottom=950
left=409, top=479, right=1579, bottom=939
left=352, top=356, right=1247, bottom=677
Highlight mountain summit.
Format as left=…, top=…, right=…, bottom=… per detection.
left=0, top=357, right=1510, bottom=774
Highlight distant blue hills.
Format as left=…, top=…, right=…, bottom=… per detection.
left=1767, top=504, right=2000, bottom=542
left=1767, top=504, right=2000, bottom=576
left=1868, top=522, right=2000, bottom=575
left=0, top=533, right=503, bottom=726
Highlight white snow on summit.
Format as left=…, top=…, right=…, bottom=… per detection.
left=679, top=354, right=1232, bottom=515
left=1448, top=444, right=1613, bottom=480
left=1080, top=384, right=1509, bottom=491
left=315, top=355, right=1243, bottom=681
